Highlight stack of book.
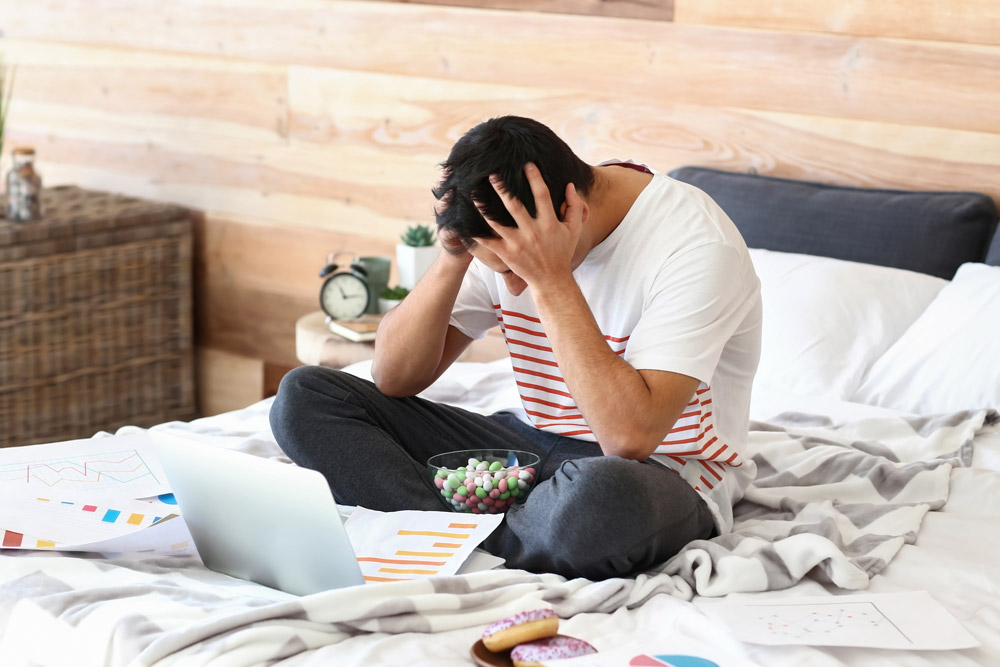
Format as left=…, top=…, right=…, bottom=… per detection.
left=325, top=314, right=382, bottom=342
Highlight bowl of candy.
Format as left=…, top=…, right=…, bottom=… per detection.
left=427, top=449, right=540, bottom=514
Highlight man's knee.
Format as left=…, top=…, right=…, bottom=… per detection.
left=532, top=457, right=703, bottom=578
left=546, top=456, right=652, bottom=515
left=269, top=366, right=357, bottom=450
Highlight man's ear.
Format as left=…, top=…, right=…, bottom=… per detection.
left=559, top=199, right=589, bottom=224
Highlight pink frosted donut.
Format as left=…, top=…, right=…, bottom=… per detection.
left=481, top=608, right=558, bottom=652
left=510, top=635, right=597, bottom=667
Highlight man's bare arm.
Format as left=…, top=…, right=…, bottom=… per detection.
left=475, top=164, right=699, bottom=459
left=370, top=246, right=475, bottom=397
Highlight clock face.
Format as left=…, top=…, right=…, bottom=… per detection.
left=320, top=272, right=370, bottom=320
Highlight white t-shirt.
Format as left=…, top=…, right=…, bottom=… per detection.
left=448, top=164, right=762, bottom=533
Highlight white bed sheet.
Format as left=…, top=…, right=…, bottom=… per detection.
left=1, top=360, right=997, bottom=666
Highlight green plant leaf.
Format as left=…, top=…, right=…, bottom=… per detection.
left=400, top=224, right=437, bottom=247
left=379, top=285, right=411, bottom=300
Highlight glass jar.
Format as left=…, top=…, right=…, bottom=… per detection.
left=6, top=147, right=42, bottom=221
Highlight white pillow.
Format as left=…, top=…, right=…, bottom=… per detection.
left=853, top=262, right=1000, bottom=414
left=749, top=248, right=948, bottom=400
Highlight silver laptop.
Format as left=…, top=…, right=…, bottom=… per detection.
left=150, top=431, right=365, bottom=596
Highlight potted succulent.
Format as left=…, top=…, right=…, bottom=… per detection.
left=378, top=285, right=410, bottom=313
left=396, top=223, right=439, bottom=290
left=0, top=57, right=15, bottom=214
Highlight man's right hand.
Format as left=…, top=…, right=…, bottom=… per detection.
left=437, top=226, right=475, bottom=264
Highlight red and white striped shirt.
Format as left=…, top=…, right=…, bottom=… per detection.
left=450, top=165, right=762, bottom=532
left=496, top=303, right=742, bottom=495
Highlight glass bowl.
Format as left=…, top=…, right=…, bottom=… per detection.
left=427, top=449, right=540, bottom=514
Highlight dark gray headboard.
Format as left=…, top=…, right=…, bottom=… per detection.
left=669, top=167, right=1000, bottom=280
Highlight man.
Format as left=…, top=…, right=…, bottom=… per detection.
left=270, top=116, right=761, bottom=580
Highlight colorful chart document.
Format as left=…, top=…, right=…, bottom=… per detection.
left=0, top=492, right=178, bottom=550
left=0, top=434, right=170, bottom=500
left=344, top=508, right=503, bottom=582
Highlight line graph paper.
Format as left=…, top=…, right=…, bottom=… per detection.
left=0, top=434, right=171, bottom=499
left=755, top=601, right=901, bottom=643
left=0, top=449, right=160, bottom=493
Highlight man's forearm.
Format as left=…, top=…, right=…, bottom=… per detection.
left=370, top=252, right=472, bottom=396
left=532, top=276, right=678, bottom=459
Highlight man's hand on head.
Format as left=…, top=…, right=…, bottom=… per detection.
left=437, top=226, right=468, bottom=256
left=473, top=162, right=585, bottom=289
left=434, top=226, right=476, bottom=274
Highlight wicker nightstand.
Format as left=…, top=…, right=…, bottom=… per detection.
left=0, top=186, right=197, bottom=447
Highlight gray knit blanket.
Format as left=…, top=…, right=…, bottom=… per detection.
left=0, top=407, right=991, bottom=666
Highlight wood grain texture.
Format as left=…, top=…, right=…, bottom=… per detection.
left=2, top=0, right=998, bottom=411
left=0, top=41, right=287, bottom=135
left=387, top=0, right=673, bottom=21
left=675, top=0, right=1000, bottom=46
left=196, top=347, right=264, bottom=416
left=2, top=2, right=999, bottom=133
left=193, top=214, right=397, bottom=368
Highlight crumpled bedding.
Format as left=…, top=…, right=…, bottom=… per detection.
left=1, top=365, right=990, bottom=666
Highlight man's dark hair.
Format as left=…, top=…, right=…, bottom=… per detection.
left=432, top=116, right=595, bottom=247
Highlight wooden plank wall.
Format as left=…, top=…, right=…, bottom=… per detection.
left=1, top=0, right=998, bottom=415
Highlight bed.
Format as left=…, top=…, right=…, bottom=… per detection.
left=2, top=167, right=999, bottom=666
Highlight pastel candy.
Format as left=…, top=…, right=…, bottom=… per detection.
left=434, top=453, right=538, bottom=514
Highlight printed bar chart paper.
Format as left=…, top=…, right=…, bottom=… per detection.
left=344, top=508, right=503, bottom=582
left=0, top=493, right=176, bottom=548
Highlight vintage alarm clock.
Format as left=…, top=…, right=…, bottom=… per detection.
left=318, top=252, right=370, bottom=320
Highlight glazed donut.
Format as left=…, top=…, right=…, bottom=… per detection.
left=510, top=635, right=597, bottom=667
left=481, top=609, right=559, bottom=652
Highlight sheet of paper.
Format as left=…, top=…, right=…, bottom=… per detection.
left=698, top=591, right=979, bottom=650
left=456, top=549, right=506, bottom=574
left=67, top=515, right=198, bottom=558
left=0, top=492, right=178, bottom=549
left=344, top=507, right=503, bottom=583
left=0, top=433, right=171, bottom=500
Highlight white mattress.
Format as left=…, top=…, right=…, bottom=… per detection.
left=1, top=359, right=997, bottom=666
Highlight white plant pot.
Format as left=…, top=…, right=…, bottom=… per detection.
left=378, top=297, right=404, bottom=314
left=396, top=244, right=439, bottom=290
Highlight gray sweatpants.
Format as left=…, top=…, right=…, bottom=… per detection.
left=268, top=366, right=716, bottom=580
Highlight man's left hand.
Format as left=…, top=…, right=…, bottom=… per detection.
left=474, top=162, right=585, bottom=287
